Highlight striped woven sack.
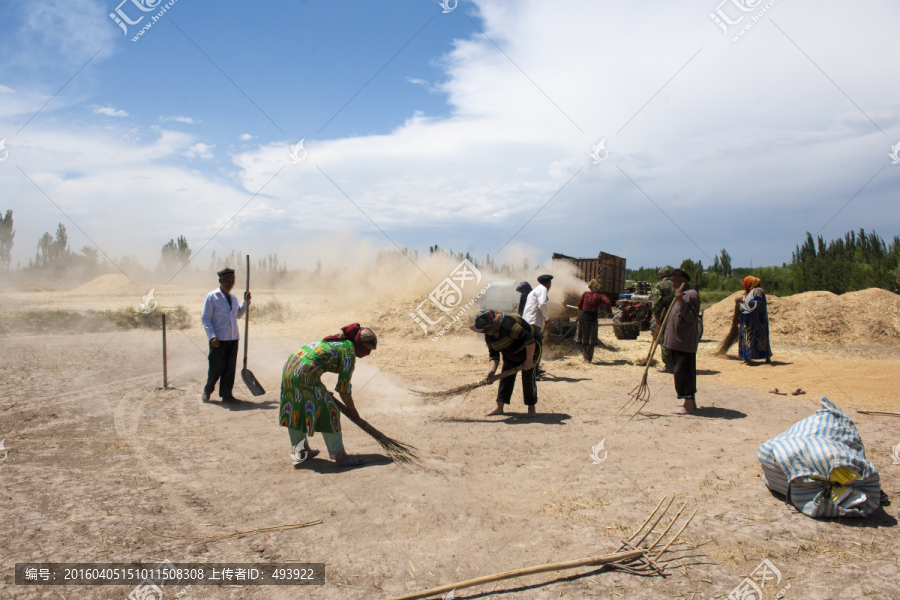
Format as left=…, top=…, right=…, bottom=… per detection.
left=757, top=396, right=881, bottom=518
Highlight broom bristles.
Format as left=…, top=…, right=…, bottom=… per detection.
left=410, top=365, right=525, bottom=400
left=331, top=397, right=426, bottom=468
left=715, top=303, right=741, bottom=355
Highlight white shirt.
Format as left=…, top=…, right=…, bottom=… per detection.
left=201, top=288, right=247, bottom=341
left=522, top=284, right=549, bottom=329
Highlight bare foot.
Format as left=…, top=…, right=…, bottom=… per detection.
left=525, top=406, right=537, bottom=417
left=672, top=402, right=696, bottom=415
left=485, top=405, right=505, bottom=416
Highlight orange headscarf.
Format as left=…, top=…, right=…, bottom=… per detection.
left=741, top=276, right=761, bottom=298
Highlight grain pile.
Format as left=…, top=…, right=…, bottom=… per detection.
left=65, top=274, right=148, bottom=297
left=704, top=288, right=900, bottom=347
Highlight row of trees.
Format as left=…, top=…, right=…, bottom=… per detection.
left=3, top=207, right=897, bottom=295
left=627, top=230, right=900, bottom=296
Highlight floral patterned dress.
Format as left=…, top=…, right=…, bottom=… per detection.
left=279, top=339, right=356, bottom=435
left=738, top=289, right=772, bottom=360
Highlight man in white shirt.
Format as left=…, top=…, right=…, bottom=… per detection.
left=201, top=267, right=251, bottom=403
left=522, top=274, right=552, bottom=377
left=523, top=274, right=552, bottom=330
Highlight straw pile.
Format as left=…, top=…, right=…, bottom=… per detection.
left=704, top=288, right=900, bottom=346
left=65, top=274, right=147, bottom=296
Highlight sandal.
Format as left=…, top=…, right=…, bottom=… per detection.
left=791, top=389, right=806, bottom=396
left=768, top=389, right=787, bottom=395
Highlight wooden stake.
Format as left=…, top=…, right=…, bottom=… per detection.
left=384, top=549, right=644, bottom=600
left=161, top=313, right=168, bottom=389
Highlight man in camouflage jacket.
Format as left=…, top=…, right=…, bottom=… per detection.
left=652, top=269, right=675, bottom=373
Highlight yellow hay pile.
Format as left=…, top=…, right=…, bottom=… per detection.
left=704, top=288, right=900, bottom=347
left=65, top=274, right=147, bottom=297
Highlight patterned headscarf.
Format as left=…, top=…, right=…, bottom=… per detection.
left=515, top=281, right=533, bottom=295
left=588, top=279, right=601, bottom=292
left=323, top=323, right=377, bottom=357
left=741, top=276, right=761, bottom=298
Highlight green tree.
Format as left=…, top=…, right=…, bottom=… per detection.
left=33, top=223, right=69, bottom=269
left=0, top=209, right=14, bottom=270
left=159, top=235, right=192, bottom=272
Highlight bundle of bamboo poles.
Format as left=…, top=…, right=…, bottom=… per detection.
left=715, top=302, right=741, bottom=355
left=331, top=396, right=426, bottom=468
left=410, top=365, right=525, bottom=401
left=616, top=301, right=674, bottom=420
left=384, top=495, right=696, bottom=600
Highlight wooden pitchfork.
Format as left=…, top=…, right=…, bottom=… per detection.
left=383, top=495, right=696, bottom=600
left=615, top=300, right=674, bottom=420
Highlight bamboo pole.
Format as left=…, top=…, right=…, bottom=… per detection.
left=856, top=410, right=900, bottom=417
left=384, top=549, right=644, bottom=600
left=161, top=313, right=168, bottom=389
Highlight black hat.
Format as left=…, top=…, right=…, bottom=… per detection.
left=537, top=274, right=554, bottom=284
left=669, top=268, right=690, bottom=281
left=217, top=267, right=235, bottom=277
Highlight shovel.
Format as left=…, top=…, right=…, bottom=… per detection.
left=241, top=254, right=266, bottom=396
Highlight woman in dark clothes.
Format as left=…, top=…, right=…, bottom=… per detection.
left=516, top=281, right=533, bottom=316
left=573, top=279, right=611, bottom=363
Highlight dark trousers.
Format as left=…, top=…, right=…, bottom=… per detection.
left=670, top=348, right=697, bottom=400
left=496, top=332, right=542, bottom=406
left=205, top=339, right=239, bottom=398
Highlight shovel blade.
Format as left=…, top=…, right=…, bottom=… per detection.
left=241, top=369, right=266, bottom=396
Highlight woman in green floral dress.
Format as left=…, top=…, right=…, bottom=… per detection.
left=280, top=323, right=377, bottom=467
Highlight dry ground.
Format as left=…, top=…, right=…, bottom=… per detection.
left=1, top=287, right=898, bottom=600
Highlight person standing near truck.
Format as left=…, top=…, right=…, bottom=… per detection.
left=652, top=268, right=675, bottom=373
left=662, top=269, right=700, bottom=415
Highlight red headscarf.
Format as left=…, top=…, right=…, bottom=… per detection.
left=741, top=276, right=761, bottom=298
left=323, top=323, right=377, bottom=357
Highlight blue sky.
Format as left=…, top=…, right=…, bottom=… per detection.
left=1, top=0, right=898, bottom=276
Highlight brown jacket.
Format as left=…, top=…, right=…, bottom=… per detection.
left=663, top=287, right=700, bottom=353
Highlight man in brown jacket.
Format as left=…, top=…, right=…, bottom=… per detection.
left=662, top=269, right=700, bottom=414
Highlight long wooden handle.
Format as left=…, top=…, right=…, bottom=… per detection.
left=243, top=255, right=250, bottom=369
left=641, top=302, right=674, bottom=376
left=483, top=364, right=526, bottom=385
left=385, top=549, right=644, bottom=600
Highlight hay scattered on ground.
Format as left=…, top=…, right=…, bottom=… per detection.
left=703, top=288, right=900, bottom=346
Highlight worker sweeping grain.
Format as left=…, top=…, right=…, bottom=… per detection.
left=470, top=309, right=541, bottom=417
left=279, top=323, right=377, bottom=467
left=736, top=276, right=772, bottom=365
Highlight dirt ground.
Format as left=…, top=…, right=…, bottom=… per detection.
left=1, top=286, right=899, bottom=600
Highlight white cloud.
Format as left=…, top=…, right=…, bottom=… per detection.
left=2, top=0, right=899, bottom=271
left=91, top=105, right=129, bottom=117
left=0, top=85, right=15, bottom=94
left=16, top=0, right=117, bottom=67
left=183, top=143, right=215, bottom=159
left=406, top=77, right=435, bottom=92
left=160, top=116, right=197, bottom=124
left=239, top=133, right=253, bottom=141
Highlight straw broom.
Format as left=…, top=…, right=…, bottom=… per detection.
left=330, top=396, right=426, bottom=468
left=615, top=301, right=674, bottom=419
left=715, top=302, right=741, bottom=355
left=410, top=365, right=525, bottom=401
